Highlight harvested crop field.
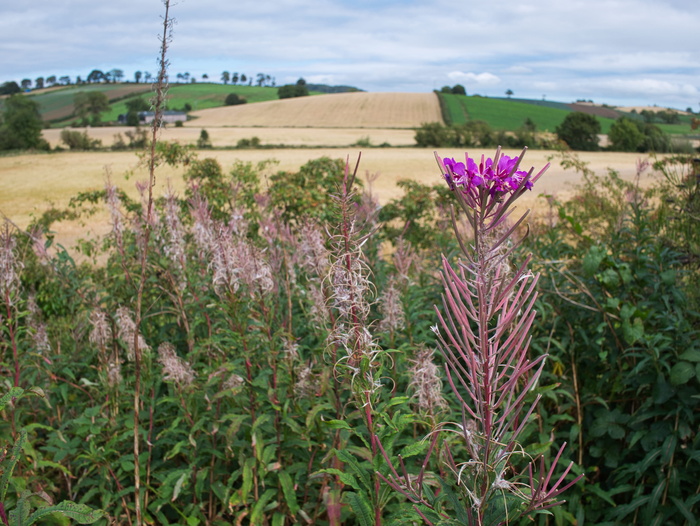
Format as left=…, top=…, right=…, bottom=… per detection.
left=186, top=92, right=443, bottom=128
left=1, top=148, right=660, bottom=252
left=42, top=126, right=418, bottom=148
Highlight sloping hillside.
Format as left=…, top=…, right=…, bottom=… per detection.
left=186, top=92, right=443, bottom=128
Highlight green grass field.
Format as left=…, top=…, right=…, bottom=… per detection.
left=438, top=94, right=696, bottom=136
left=440, top=93, right=618, bottom=133
left=25, top=84, right=152, bottom=122
left=38, top=83, right=325, bottom=125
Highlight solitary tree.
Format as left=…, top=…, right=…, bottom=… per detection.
left=506, top=89, right=514, bottom=98
left=221, top=71, right=230, bottom=84
left=109, top=69, right=124, bottom=83
left=87, top=69, right=106, bottom=83
left=232, top=72, right=239, bottom=85
left=0, top=81, right=21, bottom=95
left=134, top=70, right=142, bottom=83
left=240, top=74, right=247, bottom=84
left=46, top=75, right=57, bottom=86
left=59, top=75, right=71, bottom=85
left=20, top=79, right=31, bottom=90
left=74, top=91, right=110, bottom=125
left=0, top=94, right=47, bottom=150
left=555, top=111, right=601, bottom=151
left=452, top=84, right=466, bottom=95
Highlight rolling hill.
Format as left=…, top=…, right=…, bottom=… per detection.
left=185, top=92, right=443, bottom=128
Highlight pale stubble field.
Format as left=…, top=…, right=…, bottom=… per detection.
left=0, top=140, right=656, bottom=252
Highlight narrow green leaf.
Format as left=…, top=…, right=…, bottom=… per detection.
left=324, top=419, right=352, bottom=430
left=26, top=501, right=107, bottom=525
left=172, top=470, right=188, bottom=501
left=278, top=470, right=300, bottom=515
left=1, top=430, right=27, bottom=503
left=670, top=496, right=697, bottom=524
left=249, top=488, right=276, bottom=526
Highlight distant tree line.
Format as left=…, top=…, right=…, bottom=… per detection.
left=414, top=119, right=549, bottom=149
left=438, top=84, right=466, bottom=95
left=415, top=110, right=693, bottom=153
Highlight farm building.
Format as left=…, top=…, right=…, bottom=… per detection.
left=117, top=111, right=187, bottom=125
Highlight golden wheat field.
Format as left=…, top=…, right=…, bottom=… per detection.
left=185, top=92, right=443, bottom=128
left=0, top=147, right=658, bottom=251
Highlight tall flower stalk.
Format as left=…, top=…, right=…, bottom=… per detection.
left=380, top=147, right=582, bottom=525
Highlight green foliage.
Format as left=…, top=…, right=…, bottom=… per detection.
left=414, top=120, right=551, bottom=149
left=278, top=78, right=309, bottom=99
left=608, top=117, right=646, bottom=151
left=0, top=388, right=106, bottom=525
left=525, top=155, right=700, bottom=524
left=378, top=179, right=453, bottom=249
left=59, top=129, right=102, bottom=150
left=2, top=151, right=699, bottom=525
left=73, top=91, right=110, bottom=125
left=268, top=156, right=353, bottom=223
left=0, top=94, right=48, bottom=151
left=608, top=117, right=673, bottom=153
left=556, top=111, right=601, bottom=150
left=0, top=81, right=21, bottom=95
left=224, top=93, right=247, bottom=106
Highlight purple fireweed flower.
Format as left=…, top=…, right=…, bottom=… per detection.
left=441, top=149, right=536, bottom=198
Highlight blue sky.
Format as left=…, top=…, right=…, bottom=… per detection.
left=1, top=0, right=699, bottom=110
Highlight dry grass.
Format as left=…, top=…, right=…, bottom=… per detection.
left=1, top=148, right=659, bottom=254
left=186, top=92, right=443, bottom=128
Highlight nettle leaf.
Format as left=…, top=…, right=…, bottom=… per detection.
left=622, top=317, right=644, bottom=345
left=679, top=349, right=700, bottom=362
left=670, top=361, right=695, bottom=385
left=583, top=245, right=606, bottom=276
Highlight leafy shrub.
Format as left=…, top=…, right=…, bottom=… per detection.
left=60, top=129, right=102, bottom=150
left=555, top=111, right=601, bottom=151
left=236, top=136, right=260, bottom=148
left=224, top=93, right=246, bottom=106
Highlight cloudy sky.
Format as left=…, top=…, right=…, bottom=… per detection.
left=1, top=0, right=699, bottom=109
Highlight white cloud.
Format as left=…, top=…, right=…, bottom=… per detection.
left=447, top=72, right=501, bottom=86
left=0, top=0, right=698, bottom=108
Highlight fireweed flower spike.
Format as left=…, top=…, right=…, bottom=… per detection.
left=378, top=147, right=582, bottom=525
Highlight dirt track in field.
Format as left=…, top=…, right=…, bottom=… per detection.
left=185, top=92, right=443, bottom=128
